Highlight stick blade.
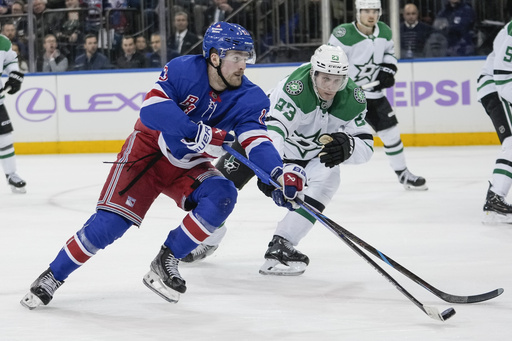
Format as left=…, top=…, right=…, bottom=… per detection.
left=424, top=305, right=456, bottom=322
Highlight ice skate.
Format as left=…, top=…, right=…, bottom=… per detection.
left=6, top=173, right=26, bottom=193
left=259, top=235, right=309, bottom=276
left=20, top=268, right=64, bottom=310
left=143, top=245, right=186, bottom=303
left=181, top=244, right=219, bottom=263
left=482, top=185, right=512, bottom=224
left=396, top=169, right=427, bottom=191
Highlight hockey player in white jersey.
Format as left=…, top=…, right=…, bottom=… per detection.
left=0, top=34, right=26, bottom=193
left=477, top=20, right=512, bottom=224
left=328, top=0, right=427, bottom=190
left=188, top=45, right=375, bottom=274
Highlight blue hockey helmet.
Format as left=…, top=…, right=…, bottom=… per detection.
left=203, top=22, right=256, bottom=64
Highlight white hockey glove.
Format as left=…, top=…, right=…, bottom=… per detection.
left=319, top=132, right=354, bottom=168
left=182, top=122, right=235, bottom=157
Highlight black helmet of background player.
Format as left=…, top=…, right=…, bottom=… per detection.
left=310, top=45, right=349, bottom=101
left=203, top=22, right=255, bottom=89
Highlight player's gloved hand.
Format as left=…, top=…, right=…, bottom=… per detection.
left=268, top=164, right=307, bottom=211
left=3, top=71, right=24, bottom=95
left=374, top=63, right=397, bottom=91
left=182, top=121, right=235, bottom=157
left=319, top=132, right=354, bottom=168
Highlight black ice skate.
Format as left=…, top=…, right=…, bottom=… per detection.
left=181, top=244, right=219, bottom=263
left=259, top=235, right=310, bottom=276
left=20, top=268, right=64, bottom=310
left=396, top=169, right=428, bottom=191
left=6, top=173, right=26, bottom=194
left=482, top=184, right=512, bottom=224
left=143, top=245, right=186, bottom=303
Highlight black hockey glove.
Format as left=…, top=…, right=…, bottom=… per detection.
left=3, top=71, right=24, bottom=95
left=319, top=132, right=354, bottom=168
left=374, top=63, right=397, bottom=91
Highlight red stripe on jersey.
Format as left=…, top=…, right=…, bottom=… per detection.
left=144, top=88, right=169, bottom=101
left=240, top=135, right=271, bottom=149
left=182, top=213, right=211, bottom=242
left=65, top=235, right=92, bottom=265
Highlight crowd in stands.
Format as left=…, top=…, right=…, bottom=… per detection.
left=0, top=0, right=510, bottom=72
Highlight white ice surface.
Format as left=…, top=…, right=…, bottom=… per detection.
left=1, top=146, right=511, bottom=340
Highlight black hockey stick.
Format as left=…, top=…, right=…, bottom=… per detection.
left=222, top=145, right=503, bottom=304
left=222, top=145, right=457, bottom=321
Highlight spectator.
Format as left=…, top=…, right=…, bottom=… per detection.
left=10, top=1, right=27, bottom=44
left=148, top=31, right=178, bottom=68
left=11, top=42, right=28, bottom=73
left=0, top=0, right=8, bottom=15
left=33, top=0, right=65, bottom=37
left=37, top=33, right=69, bottom=72
left=1, top=21, right=28, bottom=59
left=174, top=0, right=210, bottom=36
left=135, top=34, right=151, bottom=57
left=169, top=11, right=201, bottom=56
left=203, top=0, right=246, bottom=33
left=56, top=0, right=86, bottom=67
left=74, top=33, right=111, bottom=70
left=116, top=34, right=147, bottom=68
left=436, top=0, right=476, bottom=56
left=423, top=17, right=450, bottom=58
left=400, top=3, right=433, bottom=59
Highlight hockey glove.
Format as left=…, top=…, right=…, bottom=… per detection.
left=374, top=63, right=397, bottom=91
left=269, top=164, right=307, bottom=211
left=319, top=132, right=354, bottom=168
left=182, top=121, right=235, bottom=157
left=3, top=71, right=24, bottom=95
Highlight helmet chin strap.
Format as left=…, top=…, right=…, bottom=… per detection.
left=208, top=58, right=239, bottom=91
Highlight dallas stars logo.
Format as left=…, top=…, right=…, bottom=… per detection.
left=354, top=55, right=379, bottom=84
left=287, top=130, right=324, bottom=158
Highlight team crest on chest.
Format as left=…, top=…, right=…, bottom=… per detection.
left=354, top=87, right=366, bottom=104
left=285, top=80, right=304, bottom=95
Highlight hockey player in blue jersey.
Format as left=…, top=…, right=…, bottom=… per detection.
left=20, top=22, right=307, bottom=309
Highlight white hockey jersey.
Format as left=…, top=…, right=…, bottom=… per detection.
left=0, top=34, right=20, bottom=106
left=328, top=21, right=397, bottom=100
left=266, top=63, right=374, bottom=164
left=477, top=20, right=512, bottom=103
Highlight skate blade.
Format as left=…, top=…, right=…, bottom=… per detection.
left=142, top=270, right=180, bottom=303
left=10, top=186, right=27, bottom=194
left=403, top=183, right=428, bottom=191
left=482, top=211, right=512, bottom=224
left=20, top=292, right=44, bottom=310
left=259, top=259, right=307, bottom=276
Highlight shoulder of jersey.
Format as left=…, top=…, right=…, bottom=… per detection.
left=0, top=34, right=12, bottom=52
left=345, top=79, right=367, bottom=105
left=377, top=22, right=393, bottom=40
left=331, top=23, right=367, bottom=46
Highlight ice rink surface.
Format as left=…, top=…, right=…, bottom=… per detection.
left=1, top=146, right=511, bottom=340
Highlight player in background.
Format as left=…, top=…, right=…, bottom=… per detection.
left=20, top=22, right=306, bottom=309
left=328, top=0, right=427, bottom=191
left=186, top=45, right=374, bottom=276
left=477, top=20, right=512, bottom=224
left=0, top=34, right=26, bottom=193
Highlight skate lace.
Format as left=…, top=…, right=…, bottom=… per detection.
left=39, top=272, right=62, bottom=295
left=164, top=255, right=182, bottom=279
left=191, top=243, right=211, bottom=256
left=281, top=238, right=297, bottom=254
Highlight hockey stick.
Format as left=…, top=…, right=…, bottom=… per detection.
left=222, top=145, right=503, bottom=304
left=361, top=80, right=380, bottom=90
left=222, top=145, right=456, bottom=321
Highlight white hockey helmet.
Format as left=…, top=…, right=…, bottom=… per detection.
left=355, top=0, right=382, bottom=24
left=310, top=45, right=349, bottom=94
